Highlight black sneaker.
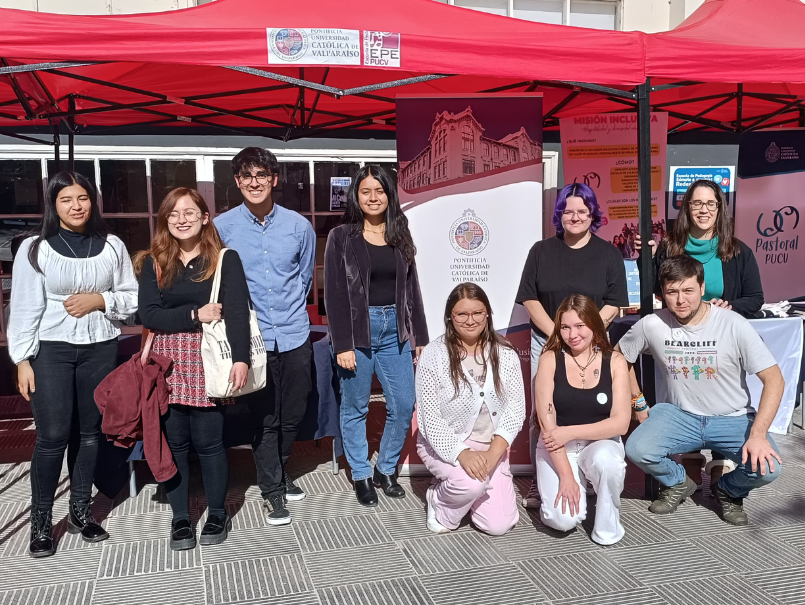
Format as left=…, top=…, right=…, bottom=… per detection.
left=284, top=475, right=306, bottom=502
left=264, top=493, right=292, bottom=526
left=648, top=476, right=697, bottom=514
left=714, top=484, right=748, bottom=526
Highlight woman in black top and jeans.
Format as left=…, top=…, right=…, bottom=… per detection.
left=135, top=188, right=251, bottom=550
left=324, top=166, right=429, bottom=506
left=533, top=295, right=631, bottom=545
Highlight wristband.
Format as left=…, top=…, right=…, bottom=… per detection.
left=191, top=306, right=201, bottom=328
left=631, top=394, right=645, bottom=409
left=633, top=404, right=648, bottom=413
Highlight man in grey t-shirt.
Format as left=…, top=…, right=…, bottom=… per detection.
left=617, top=256, right=784, bottom=526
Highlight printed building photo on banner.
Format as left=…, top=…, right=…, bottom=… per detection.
left=560, top=113, right=668, bottom=260
left=736, top=130, right=805, bottom=303
left=396, top=94, right=543, bottom=469
left=330, top=177, right=351, bottom=211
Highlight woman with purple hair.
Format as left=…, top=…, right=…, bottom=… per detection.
left=515, top=183, right=629, bottom=508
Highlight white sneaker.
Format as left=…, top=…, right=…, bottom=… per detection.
left=426, top=486, right=450, bottom=534
left=522, top=481, right=542, bottom=508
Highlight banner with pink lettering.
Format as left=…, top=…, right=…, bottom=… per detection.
left=736, top=130, right=805, bottom=302
left=396, top=94, right=543, bottom=473
left=560, top=113, right=668, bottom=261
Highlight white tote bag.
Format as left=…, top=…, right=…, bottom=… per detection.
left=201, top=248, right=268, bottom=398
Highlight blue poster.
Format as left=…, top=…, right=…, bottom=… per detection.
left=625, top=260, right=640, bottom=306
left=668, top=166, right=734, bottom=219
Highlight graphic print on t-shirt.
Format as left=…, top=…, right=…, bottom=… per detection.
left=663, top=334, right=718, bottom=382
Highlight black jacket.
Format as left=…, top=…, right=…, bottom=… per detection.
left=652, top=238, right=764, bottom=318
left=324, top=224, right=429, bottom=354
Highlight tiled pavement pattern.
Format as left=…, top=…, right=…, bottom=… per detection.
left=0, top=411, right=804, bottom=605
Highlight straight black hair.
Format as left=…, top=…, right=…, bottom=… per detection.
left=658, top=254, right=705, bottom=288
left=343, top=165, right=417, bottom=264
left=28, top=171, right=108, bottom=273
left=231, top=147, right=279, bottom=177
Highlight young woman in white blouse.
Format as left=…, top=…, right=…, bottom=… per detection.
left=416, top=282, right=525, bottom=536
left=8, top=172, right=138, bottom=558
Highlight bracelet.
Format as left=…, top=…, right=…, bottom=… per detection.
left=631, top=394, right=645, bottom=408
left=633, top=404, right=648, bottom=413
left=191, top=306, right=201, bottom=328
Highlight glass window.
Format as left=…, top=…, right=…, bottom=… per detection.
left=47, top=160, right=97, bottom=194
left=313, top=162, right=360, bottom=212
left=455, top=0, right=507, bottom=16
left=213, top=160, right=240, bottom=215
left=274, top=162, right=311, bottom=213
left=462, top=124, right=474, bottom=152
left=513, top=0, right=563, bottom=23
left=0, top=161, right=43, bottom=214
left=105, top=218, right=151, bottom=255
left=570, top=0, right=617, bottom=29
left=100, top=160, right=148, bottom=213
left=463, top=160, right=475, bottom=175
left=0, top=218, right=40, bottom=269
left=151, top=160, right=197, bottom=207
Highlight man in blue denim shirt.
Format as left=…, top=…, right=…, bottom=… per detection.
left=214, top=147, right=315, bottom=526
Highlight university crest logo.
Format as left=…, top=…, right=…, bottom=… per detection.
left=449, top=209, right=489, bottom=256
left=268, top=28, right=308, bottom=62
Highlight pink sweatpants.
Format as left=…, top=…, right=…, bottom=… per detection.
left=417, top=436, right=519, bottom=536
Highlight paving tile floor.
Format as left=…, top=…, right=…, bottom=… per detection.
left=0, top=411, right=804, bottom=605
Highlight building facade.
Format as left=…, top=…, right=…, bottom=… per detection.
left=399, top=107, right=541, bottom=191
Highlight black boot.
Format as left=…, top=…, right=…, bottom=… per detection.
left=373, top=468, right=406, bottom=498
left=29, top=509, right=55, bottom=558
left=67, top=501, right=109, bottom=543
left=354, top=478, right=378, bottom=507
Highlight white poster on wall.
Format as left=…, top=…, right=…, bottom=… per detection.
left=267, top=28, right=361, bottom=65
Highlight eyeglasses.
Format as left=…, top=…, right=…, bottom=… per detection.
left=167, top=210, right=202, bottom=224
left=562, top=210, right=590, bottom=220
left=452, top=311, right=488, bottom=324
left=238, top=172, right=273, bottom=185
left=689, top=200, right=719, bottom=211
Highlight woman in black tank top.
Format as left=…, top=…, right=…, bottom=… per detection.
left=532, top=295, right=632, bottom=545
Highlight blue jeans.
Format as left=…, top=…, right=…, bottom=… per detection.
left=337, top=306, right=416, bottom=481
left=625, top=403, right=781, bottom=498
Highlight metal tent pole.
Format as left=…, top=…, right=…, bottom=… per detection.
left=637, top=78, right=658, bottom=501
left=68, top=96, right=76, bottom=172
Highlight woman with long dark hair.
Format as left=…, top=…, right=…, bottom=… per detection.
left=516, top=183, right=629, bottom=508
left=8, top=171, right=138, bottom=558
left=635, top=179, right=763, bottom=486
left=533, top=295, right=631, bottom=544
left=134, top=188, right=251, bottom=550
left=416, top=283, right=525, bottom=536
left=324, top=165, right=428, bottom=506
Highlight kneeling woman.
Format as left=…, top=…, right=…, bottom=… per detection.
left=135, top=188, right=251, bottom=550
left=416, top=283, right=525, bottom=536
left=534, top=295, right=630, bottom=545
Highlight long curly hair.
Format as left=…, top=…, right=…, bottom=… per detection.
left=664, top=179, right=739, bottom=261
left=133, top=188, right=223, bottom=287
left=442, top=282, right=515, bottom=398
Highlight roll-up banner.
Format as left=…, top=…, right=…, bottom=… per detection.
left=560, top=113, right=669, bottom=261
left=397, top=94, right=544, bottom=470
left=736, top=130, right=805, bottom=303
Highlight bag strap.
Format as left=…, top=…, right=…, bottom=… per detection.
left=209, top=248, right=229, bottom=304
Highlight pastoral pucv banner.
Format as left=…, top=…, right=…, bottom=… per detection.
left=736, top=130, right=805, bottom=302
left=560, top=112, right=668, bottom=261
left=396, top=94, right=544, bottom=471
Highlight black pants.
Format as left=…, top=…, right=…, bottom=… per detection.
left=28, top=339, right=118, bottom=512
left=163, top=404, right=228, bottom=521
left=245, top=337, right=312, bottom=499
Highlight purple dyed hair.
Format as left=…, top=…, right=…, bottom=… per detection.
left=551, top=182, right=604, bottom=235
